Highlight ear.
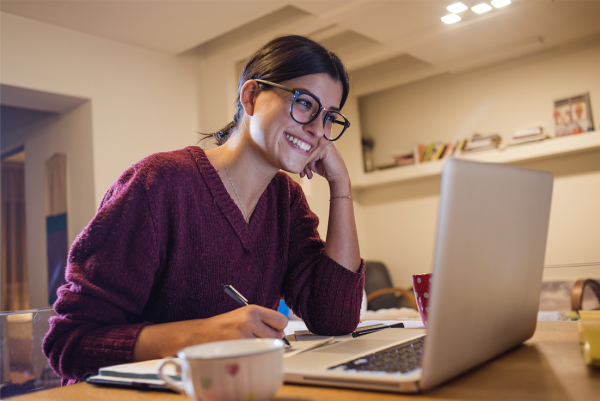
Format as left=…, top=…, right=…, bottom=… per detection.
left=239, top=80, right=260, bottom=117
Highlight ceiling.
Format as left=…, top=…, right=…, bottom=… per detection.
left=3, top=0, right=600, bottom=95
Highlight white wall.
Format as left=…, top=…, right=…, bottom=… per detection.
left=1, top=12, right=201, bottom=308
left=356, top=36, right=600, bottom=287
left=1, top=12, right=201, bottom=207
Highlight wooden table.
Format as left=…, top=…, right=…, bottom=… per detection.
left=12, top=322, right=600, bottom=401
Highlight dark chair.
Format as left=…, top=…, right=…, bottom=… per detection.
left=571, top=279, right=600, bottom=311
left=364, top=261, right=417, bottom=311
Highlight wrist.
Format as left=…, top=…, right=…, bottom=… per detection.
left=329, top=177, right=351, bottom=198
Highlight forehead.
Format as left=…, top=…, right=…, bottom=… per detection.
left=279, top=73, right=344, bottom=109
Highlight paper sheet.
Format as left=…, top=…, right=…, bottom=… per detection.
left=283, top=319, right=426, bottom=340
left=284, top=337, right=334, bottom=358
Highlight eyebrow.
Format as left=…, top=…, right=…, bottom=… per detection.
left=297, top=87, right=341, bottom=111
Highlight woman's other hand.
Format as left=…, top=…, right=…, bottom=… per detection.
left=299, top=142, right=349, bottom=187
left=133, top=305, right=288, bottom=361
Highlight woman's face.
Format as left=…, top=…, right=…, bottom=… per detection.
left=247, top=73, right=344, bottom=174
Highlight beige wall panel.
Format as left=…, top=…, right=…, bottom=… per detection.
left=357, top=38, right=600, bottom=285
left=359, top=38, right=600, bottom=168
left=1, top=12, right=201, bottom=207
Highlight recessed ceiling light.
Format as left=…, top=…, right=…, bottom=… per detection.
left=472, top=3, right=493, bottom=13
left=491, top=0, right=511, bottom=8
left=441, top=14, right=462, bottom=24
left=447, top=2, right=468, bottom=13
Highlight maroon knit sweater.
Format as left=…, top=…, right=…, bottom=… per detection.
left=43, top=146, right=364, bottom=384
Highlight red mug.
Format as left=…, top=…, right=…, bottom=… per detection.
left=412, top=273, right=432, bottom=326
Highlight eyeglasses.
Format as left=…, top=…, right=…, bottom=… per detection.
left=254, top=79, right=350, bottom=141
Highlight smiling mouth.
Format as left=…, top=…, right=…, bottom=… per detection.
left=285, top=133, right=312, bottom=153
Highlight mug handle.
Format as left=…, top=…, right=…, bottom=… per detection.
left=157, top=358, right=184, bottom=394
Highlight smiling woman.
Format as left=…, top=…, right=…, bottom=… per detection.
left=42, top=35, right=364, bottom=385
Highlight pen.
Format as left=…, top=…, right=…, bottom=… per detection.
left=222, top=284, right=291, bottom=346
left=351, top=322, right=405, bottom=338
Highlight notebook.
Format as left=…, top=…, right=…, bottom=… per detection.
left=284, top=158, right=554, bottom=392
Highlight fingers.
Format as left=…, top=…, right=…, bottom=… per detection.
left=256, top=306, right=288, bottom=331
left=241, top=305, right=287, bottom=339
left=305, top=166, right=313, bottom=179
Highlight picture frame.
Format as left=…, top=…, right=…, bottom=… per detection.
left=554, top=92, right=594, bottom=136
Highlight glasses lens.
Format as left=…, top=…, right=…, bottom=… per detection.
left=324, top=111, right=349, bottom=141
left=291, top=93, right=320, bottom=124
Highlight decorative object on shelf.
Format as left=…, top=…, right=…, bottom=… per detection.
left=361, top=137, right=375, bottom=172
left=464, top=133, right=502, bottom=153
left=392, top=152, right=415, bottom=166
left=509, top=126, right=550, bottom=146
left=554, top=92, right=595, bottom=137
left=354, top=131, right=600, bottom=189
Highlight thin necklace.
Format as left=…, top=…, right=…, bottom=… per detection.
left=217, top=145, right=257, bottom=225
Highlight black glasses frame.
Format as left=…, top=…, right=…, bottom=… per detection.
left=254, top=79, right=350, bottom=141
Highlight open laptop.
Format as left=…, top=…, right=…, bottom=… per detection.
left=284, top=158, right=554, bottom=392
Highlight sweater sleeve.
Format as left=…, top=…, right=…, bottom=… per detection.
left=282, top=181, right=365, bottom=336
left=43, top=166, right=161, bottom=382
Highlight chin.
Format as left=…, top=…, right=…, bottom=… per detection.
left=280, top=164, right=305, bottom=175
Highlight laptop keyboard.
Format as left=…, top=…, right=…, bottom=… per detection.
left=328, top=336, right=425, bottom=375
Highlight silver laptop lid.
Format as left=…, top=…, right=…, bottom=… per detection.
left=421, top=159, right=553, bottom=391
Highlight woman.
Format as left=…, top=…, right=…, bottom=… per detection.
left=43, top=35, right=364, bottom=385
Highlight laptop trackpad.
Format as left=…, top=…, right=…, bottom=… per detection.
left=312, top=340, right=394, bottom=354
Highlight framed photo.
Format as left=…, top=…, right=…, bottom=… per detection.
left=554, top=92, right=594, bottom=136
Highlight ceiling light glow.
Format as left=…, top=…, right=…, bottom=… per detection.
left=441, top=14, right=462, bottom=24
left=472, top=3, right=493, bottom=13
left=491, top=0, right=511, bottom=8
left=447, top=2, right=468, bottom=13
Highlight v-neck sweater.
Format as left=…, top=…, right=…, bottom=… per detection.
left=43, top=146, right=365, bottom=384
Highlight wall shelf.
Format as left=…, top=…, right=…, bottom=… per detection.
left=354, top=131, right=600, bottom=190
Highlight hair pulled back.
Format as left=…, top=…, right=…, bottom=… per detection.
left=207, top=35, right=350, bottom=145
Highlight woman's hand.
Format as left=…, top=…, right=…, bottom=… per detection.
left=133, top=305, right=288, bottom=361
left=300, top=142, right=349, bottom=188
left=200, top=305, right=288, bottom=341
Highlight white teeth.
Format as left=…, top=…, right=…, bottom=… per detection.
left=285, top=134, right=311, bottom=152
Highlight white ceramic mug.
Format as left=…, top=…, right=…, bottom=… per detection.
left=157, top=338, right=285, bottom=401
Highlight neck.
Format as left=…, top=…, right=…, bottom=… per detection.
left=206, top=131, right=278, bottom=219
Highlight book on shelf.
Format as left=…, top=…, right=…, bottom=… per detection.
left=422, top=142, right=437, bottom=162
left=465, top=133, right=502, bottom=153
left=440, top=141, right=457, bottom=159
left=508, top=133, right=550, bottom=146
left=513, top=126, right=543, bottom=138
left=456, top=138, right=468, bottom=154
left=413, top=143, right=427, bottom=164
left=508, top=126, right=549, bottom=146
left=429, top=143, right=446, bottom=161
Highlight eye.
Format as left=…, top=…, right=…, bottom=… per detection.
left=325, top=113, right=339, bottom=123
left=297, top=98, right=313, bottom=110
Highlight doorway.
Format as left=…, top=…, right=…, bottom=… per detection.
left=1, top=149, right=29, bottom=312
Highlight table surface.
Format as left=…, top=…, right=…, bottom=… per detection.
left=12, top=322, right=600, bottom=401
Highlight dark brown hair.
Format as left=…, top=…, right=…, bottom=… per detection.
left=203, top=35, right=349, bottom=145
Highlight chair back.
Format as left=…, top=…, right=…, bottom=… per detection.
left=364, top=261, right=401, bottom=310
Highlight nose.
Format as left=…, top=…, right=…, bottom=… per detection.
left=302, top=110, right=327, bottom=139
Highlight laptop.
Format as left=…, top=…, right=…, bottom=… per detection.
left=284, top=158, right=554, bottom=392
